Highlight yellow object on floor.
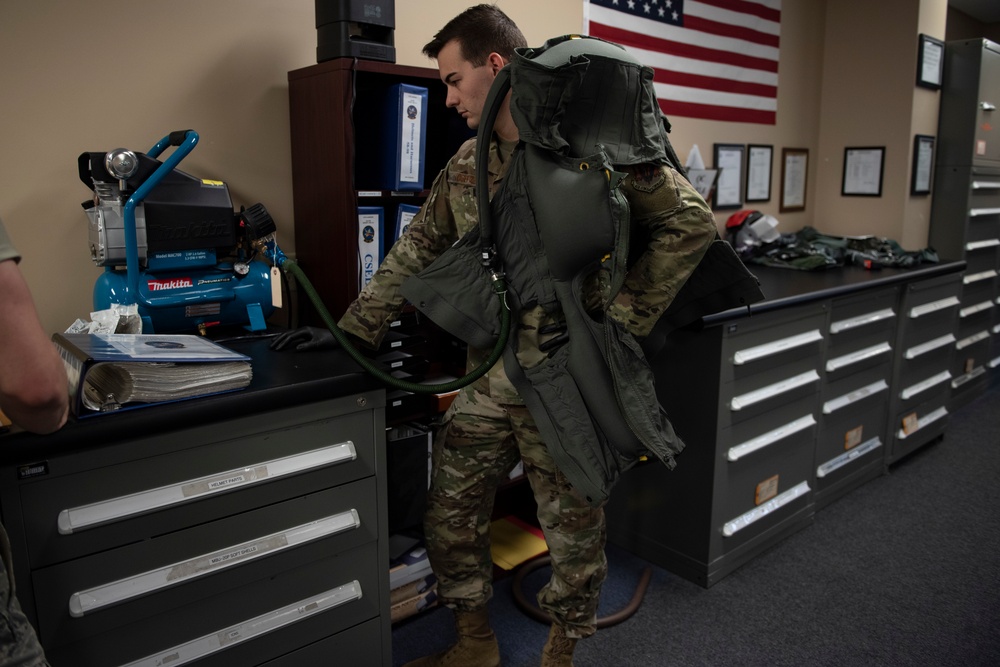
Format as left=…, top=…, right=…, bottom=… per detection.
left=490, top=516, right=548, bottom=570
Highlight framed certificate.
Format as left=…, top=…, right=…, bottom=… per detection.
left=911, top=134, right=935, bottom=195
left=745, top=144, right=773, bottom=203
left=780, top=148, right=808, bottom=213
left=713, top=143, right=745, bottom=209
left=916, top=34, right=944, bottom=90
left=842, top=147, right=885, bottom=197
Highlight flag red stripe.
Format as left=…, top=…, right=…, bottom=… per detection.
left=658, top=98, right=776, bottom=124
left=590, top=22, right=778, bottom=73
left=696, top=0, right=782, bottom=24
left=652, top=67, right=777, bottom=98
left=684, top=14, right=780, bottom=49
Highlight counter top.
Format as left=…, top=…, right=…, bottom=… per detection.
left=0, top=335, right=383, bottom=460
left=705, top=259, right=967, bottom=325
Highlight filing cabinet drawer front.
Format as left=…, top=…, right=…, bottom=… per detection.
left=816, top=397, right=888, bottom=481
left=721, top=306, right=827, bottom=384
left=891, top=397, right=949, bottom=461
left=823, top=329, right=894, bottom=382
left=717, top=413, right=816, bottom=546
left=32, top=478, right=378, bottom=648
left=895, top=344, right=953, bottom=393
left=44, top=540, right=382, bottom=667
left=965, top=216, right=1000, bottom=244
left=821, top=364, right=891, bottom=413
left=962, top=247, right=998, bottom=277
left=827, top=287, right=898, bottom=340
left=20, top=410, right=377, bottom=567
left=721, top=364, right=821, bottom=427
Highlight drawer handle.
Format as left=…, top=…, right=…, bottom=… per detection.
left=816, top=437, right=882, bottom=478
left=727, top=415, right=815, bottom=462
left=989, top=355, right=1000, bottom=369
left=120, top=581, right=363, bottom=667
left=952, top=366, right=986, bottom=388
left=822, top=379, right=889, bottom=414
left=722, top=481, right=810, bottom=537
left=960, top=301, right=993, bottom=318
left=900, top=371, right=952, bottom=401
left=825, top=342, right=892, bottom=372
left=897, top=407, right=948, bottom=440
left=905, top=334, right=956, bottom=359
left=965, top=239, right=1000, bottom=251
left=970, top=207, right=1000, bottom=217
left=829, top=308, right=895, bottom=334
left=908, top=296, right=959, bottom=319
left=732, top=329, right=824, bottom=365
left=69, top=510, right=361, bottom=617
left=964, top=270, right=997, bottom=284
left=956, top=330, right=990, bottom=350
left=972, top=180, right=1000, bottom=189
left=729, top=370, right=820, bottom=411
left=57, top=442, right=357, bottom=535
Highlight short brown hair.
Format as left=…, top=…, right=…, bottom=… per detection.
left=422, top=4, right=527, bottom=65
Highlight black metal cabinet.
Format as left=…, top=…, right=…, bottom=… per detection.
left=0, top=339, right=390, bottom=666
left=930, top=38, right=1000, bottom=408
left=606, top=263, right=964, bottom=588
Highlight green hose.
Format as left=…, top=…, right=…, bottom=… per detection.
left=281, top=258, right=511, bottom=395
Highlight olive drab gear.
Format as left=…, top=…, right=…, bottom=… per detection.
left=402, top=35, right=763, bottom=506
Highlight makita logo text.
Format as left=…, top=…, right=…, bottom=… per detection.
left=148, top=278, right=193, bottom=291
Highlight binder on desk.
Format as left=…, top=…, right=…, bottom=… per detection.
left=395, top=203, right=421, bottom=243
left=357, top=206, right=384, bottom=290
left=52, top=333, right=252, bottom=417
left=382, top=83, right=428, bottom=191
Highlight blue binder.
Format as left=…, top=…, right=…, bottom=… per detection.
left=381, top=84, right=428, bottom=191
left=395, top=203, right=421, bottom=242
left=357, top=206, right=384, bottom=290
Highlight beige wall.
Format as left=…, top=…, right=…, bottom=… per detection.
left=0, top=1, right=947, bottom=335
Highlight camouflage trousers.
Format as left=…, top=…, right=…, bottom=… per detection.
left=0, top=525, right=48, bottom=667
left=424, top=385, right=608, bottom=639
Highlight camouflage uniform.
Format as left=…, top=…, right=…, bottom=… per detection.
left=0, top=220, right=50, bottom=666
left=338, top=134, right=715, bottom=638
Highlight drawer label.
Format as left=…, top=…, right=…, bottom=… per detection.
left=845, top=425, right=863, bottom=450
left=901, top=412, right=919, bottom=436
left=755, top=475, right=779, bottom=505
left=17, top=461, right=48, bottom=480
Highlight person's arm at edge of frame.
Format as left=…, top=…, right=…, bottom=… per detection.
left=0, top=258, right=69, bottom=434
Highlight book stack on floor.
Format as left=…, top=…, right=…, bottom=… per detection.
left=389, top=537, right=438, bottom=624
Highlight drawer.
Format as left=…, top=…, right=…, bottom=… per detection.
left=965, top=216, right=1000, bottom=245
left=827, top=287, right=898, bottom=341
left=890, top=395, right=949, bottom=463
left=816, top=390, right=888, bottom=483
left=260, top=617, right=384, bottom=667
left=961, top=247, right=998, bottom=277
left=823, top=332, right=893, bottom=383
left=895, top=342, right=952, bottom=392
left=821, top=363, right=891, bottom=414
left=720, top=305, right=827, bottom=385
left=894, top=357, right=952, bottom=415
left=952, top=328, right=992, bottom=388
left=43, top=540, right=383, bottom=667
left=32, top=477, right=378, bottom=649
left=722, top=365, right=822, bottom=429
left=960, top=277, right=997, bottom=310
left=20, top=409, right=377, bottom=567
left=717, top=412, right=816, bottom=551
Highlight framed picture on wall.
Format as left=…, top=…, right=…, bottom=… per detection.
left=745, top=144, right=773, bottom=202
left=916, top=34, right=944, bottom=90
left=780, top=148, right=808, bottom=213
left=713, top=143, right=745, bottom=209
left=842, top=146, right=885, bottom=196
left=911, top=134, right=935, bottom=195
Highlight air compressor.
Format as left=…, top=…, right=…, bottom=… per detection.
left=78, top=129, right=285, bottom=334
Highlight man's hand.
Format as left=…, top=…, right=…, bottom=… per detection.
left=269, top=326, right=339, bottom=352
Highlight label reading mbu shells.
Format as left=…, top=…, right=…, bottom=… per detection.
left=755, top=475, right=779, bottom=505
left=844, top=425, right=863, bottom=450
left=901, top=412, right=920, bottom=436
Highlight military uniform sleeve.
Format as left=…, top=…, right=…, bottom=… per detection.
left=337, top=160, right=461, bottom=347
left=607, top=164, right=717, bottom=338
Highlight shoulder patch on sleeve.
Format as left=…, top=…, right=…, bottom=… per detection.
left=629, top=164, right=666, bottom=193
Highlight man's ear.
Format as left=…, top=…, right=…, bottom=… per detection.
left=487, top=52, right=507, bottom=74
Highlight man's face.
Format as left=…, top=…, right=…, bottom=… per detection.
left=436, top=39, right=500, bottom=129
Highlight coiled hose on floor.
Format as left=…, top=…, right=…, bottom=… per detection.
left=280, top=258, right=510, bottom=394
left=512, top=555, right=653, bottom=629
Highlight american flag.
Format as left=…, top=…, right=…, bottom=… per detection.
left=584, top=0, right=781, bottom=125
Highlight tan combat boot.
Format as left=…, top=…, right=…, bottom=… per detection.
left=403, top=607, right=501, bottom=667
left=540, top=624, right=578, bottom=667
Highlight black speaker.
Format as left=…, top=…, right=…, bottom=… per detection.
left=316, top=0, right=395, bottom=63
